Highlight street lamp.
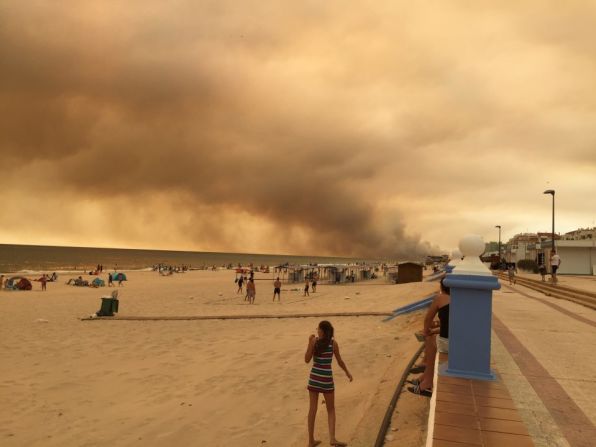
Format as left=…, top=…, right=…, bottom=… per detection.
left=495, top=225, right=502, bottom=262
left=543, top=190, right=555, bottom=251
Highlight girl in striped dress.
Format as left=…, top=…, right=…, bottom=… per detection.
left=305, top=321, right=353, bottom=447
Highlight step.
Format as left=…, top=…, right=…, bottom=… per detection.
left=498, top=275, right=596, bottom=310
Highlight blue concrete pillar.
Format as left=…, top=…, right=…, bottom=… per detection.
left=439, top=235, right=500, bottom=380
left=441, top=273, right=500, bottom=380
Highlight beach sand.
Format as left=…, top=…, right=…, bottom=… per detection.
left=0, top=270, right=436, bottom=446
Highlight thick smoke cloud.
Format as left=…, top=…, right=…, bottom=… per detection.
left=1, top=1, right=595, bottom=256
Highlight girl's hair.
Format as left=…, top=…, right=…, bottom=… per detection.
left=314, top=320, right=334, bottom=356
left=440, top=277, right=450, bottom=295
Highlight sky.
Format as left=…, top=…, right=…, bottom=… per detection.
left=1, top=1, right=595, bottom=259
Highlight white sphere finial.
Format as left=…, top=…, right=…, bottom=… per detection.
left=459, top=234, right=485, bottom=258
left=453, top=234, right=491, bottom=276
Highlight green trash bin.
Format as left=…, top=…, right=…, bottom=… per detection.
left=99, top=298, right=119, bottom=316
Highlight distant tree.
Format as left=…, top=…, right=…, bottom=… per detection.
left=517, top=259, right=539, bottom=273
left=485, top=241, right=499, bottom=252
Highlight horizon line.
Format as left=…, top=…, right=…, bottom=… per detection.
left=0, top=242, right=380, bottom=261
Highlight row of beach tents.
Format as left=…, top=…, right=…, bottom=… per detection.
left=2, top=273, right=128, bottom=291
left=67, top=273, right=127, bottom=288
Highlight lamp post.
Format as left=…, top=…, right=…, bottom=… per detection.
left=543, top=190, right=555, bottom=252
left=495, top=225, right=501, bottom=263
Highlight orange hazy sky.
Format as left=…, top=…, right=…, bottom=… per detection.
left=1, top=1, right=595, bottom=258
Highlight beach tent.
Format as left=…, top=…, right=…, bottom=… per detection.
left=92, top=277, right=105, bottom=287
left=114, top=273, right=127, bottom=281
left=7, top=276, right=32, bottom=290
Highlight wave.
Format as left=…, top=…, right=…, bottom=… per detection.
left=6, top=267, right=156, bottom=276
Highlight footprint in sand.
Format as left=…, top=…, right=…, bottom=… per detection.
left=248, top=414, right=267, bottom=426
left=156, top=430, right=176, bottom=439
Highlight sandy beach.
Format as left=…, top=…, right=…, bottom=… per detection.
left=0, top=270, right=436, bottom=446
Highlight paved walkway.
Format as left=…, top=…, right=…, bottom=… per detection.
left=491, top=281, right=596, bottom=447
left=431, top=358, right=533, bottom=447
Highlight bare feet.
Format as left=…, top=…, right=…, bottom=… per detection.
left=308, top=440, right=321, bottom=447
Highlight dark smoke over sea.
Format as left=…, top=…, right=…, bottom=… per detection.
left=2, top=1, right=595, bottom=256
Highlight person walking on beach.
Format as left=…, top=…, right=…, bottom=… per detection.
left=237, top=275, right=244, bottom=294
left=538, top=262, right=547, bottom=282
left=247, top=278, right=256, bottom=304
left=312, top=273, right=318, bottom=293
left=273, top=277, right=281, bottom=302
left=507, top=263, right=517, bottom=285
left=40, top=274, right=47, bottom=291
left=550, top=249, right=561, bottom=284
left=304, top=278, right=310, bottom=297
left=244, top=276, right=251, bottom=301
left=108, top=273, right=113, bottom=287
left=305, top=320, right=352, bottom=447
left=117, top=273, right=124, bottom=286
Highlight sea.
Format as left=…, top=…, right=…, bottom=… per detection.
left=0, top=244, right=372, bottom=274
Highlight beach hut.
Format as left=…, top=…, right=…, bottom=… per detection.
left=288, top=267, right=305, bottom=283
left=279, top=265, right=299, bottom=283
left=326, top=266, right=347, bottom=283
left=397, top=262, right=423, bottom=284
left=360, top=269, right=372, bottom=280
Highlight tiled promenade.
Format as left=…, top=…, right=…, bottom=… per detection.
left=431, top=353, right=533, bottom=447
left=429, top=278, right=596, bottom=447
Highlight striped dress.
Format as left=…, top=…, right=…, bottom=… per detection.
left=307, top=338, right=335, bottom=393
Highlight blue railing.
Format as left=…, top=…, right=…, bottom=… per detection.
left=383, top=292, right=437, bottom=322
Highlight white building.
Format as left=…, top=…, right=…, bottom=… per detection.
left=549, top=240, right=596, bottom=275
left=563, top=227, right=596, bottom=241
left=505, top=233, right=546, bottom=264
left=506, top=229, right=595, bottom=275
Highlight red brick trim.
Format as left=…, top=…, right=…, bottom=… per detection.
left=493, top=315, right=596, bottom=447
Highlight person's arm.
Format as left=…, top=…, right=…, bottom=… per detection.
left=423, top=299, right=439, bottom=337
left=305, top=334, right=316, bottom=363
left=424, top=319, right=440, bottom=334
left=333, top=340, right=353, bottom=381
